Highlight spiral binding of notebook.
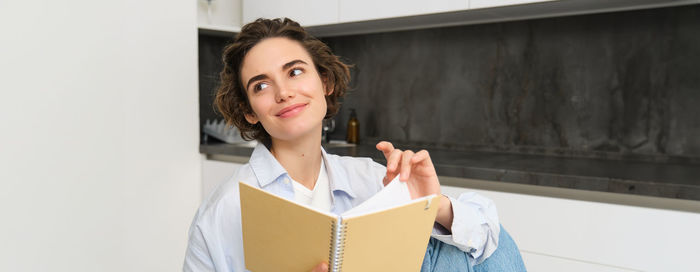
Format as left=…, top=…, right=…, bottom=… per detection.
left=330, top=219, right=347, bottom=272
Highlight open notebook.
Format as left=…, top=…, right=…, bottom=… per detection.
left=239, top=179, right=440, bottom=272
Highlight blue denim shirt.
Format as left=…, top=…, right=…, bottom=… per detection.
left=184, top=144, right=500, bottom=271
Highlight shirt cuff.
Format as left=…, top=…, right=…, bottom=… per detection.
left=430, top=194, right=500, bottom=264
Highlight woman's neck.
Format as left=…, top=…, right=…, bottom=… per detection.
left=269, top=131, right=323, bottom=191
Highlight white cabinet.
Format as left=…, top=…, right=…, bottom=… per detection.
left=339, top=0, right=468, bottom=23
left=201, top=158, right=243, bottom=199
left=238, top=0, right=696, bottom=36
left=198, top=0, right=242, bottom=32
left=242, top=0, right=339, bottom=26
left=441, top=185, right=700, bottom=272
left=241, top=0, right=557, bottom=26
left=469, top=0, right=556, bottom=10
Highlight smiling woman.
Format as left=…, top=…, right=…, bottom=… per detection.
left=184, top=18, right=525, bottom=272
left=239, top=38, right=329, bottom=144
left=215, top=18, right=349, bottom=147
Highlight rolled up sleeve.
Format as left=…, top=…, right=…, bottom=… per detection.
left=431, top=192, right=500, bottom=264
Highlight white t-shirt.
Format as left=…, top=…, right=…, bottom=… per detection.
left=290, top=158, right=332, bottom=212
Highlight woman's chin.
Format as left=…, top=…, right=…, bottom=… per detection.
left=265, top=115, right=324, bottom=143
left=273, top=125, right=324, bottom=142
left=270, top=129, right=309, bottom=142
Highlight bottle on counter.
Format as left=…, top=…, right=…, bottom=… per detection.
left=346, top=108, right=359, bottom=144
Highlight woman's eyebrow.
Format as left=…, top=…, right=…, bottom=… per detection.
left=282, top=59, right=307, bottom=70
left=245, top=74, right=269, bottom=92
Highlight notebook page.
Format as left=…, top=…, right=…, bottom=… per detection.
left=342, top=176, right=433, bottom=218
left=339, top=194, right=440, bottom=271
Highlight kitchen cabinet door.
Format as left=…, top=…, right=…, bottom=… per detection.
left=242, top=0, right=339, bottom=26
left=339, top=0, right=468, bottom=23
left=470, top=0, right=557, bottom=10
left=198, top=0, right=242, bottom=30
left=441, top=184, right=700, bottom=272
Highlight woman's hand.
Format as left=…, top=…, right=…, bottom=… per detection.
left=376, top=141, right=454, bottom=230
left=311, top=262, right=328, bottom=272
left=376, top=141, right=440, bottom=198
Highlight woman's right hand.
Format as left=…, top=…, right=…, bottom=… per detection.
left=311, top=262, right=328, bottom=272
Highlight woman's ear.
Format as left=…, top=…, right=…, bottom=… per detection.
left=322, top=75, right=333, bottom=95
left=244, top=113, right=259, bottom=124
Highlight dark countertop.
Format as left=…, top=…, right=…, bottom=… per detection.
left=200, top=143, right=700, bottom=201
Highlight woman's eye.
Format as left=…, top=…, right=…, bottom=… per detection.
left=290, top=68, right=303, bottom=77
left=253, top=82, right=269, bottom=92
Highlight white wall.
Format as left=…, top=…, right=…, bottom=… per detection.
left=201, top=159, right=243, bottom=200
left=0, top=1, right=200, bottom=271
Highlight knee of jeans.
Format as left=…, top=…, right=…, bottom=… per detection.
left=432, top=239, right=472, bottom=266
left=495, top=225, right=525, bottom=264
left=471, top=226, right=526, bottom=272
left=498, top=225, right=520, bottom=252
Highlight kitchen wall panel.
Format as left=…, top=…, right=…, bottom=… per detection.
left=323, top=4, right=700, bottom=160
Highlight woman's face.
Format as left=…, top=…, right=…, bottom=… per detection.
left=240, top=37, right=328, bottom=143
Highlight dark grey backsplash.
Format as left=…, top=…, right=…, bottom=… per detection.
left=199, top=34, right=234, bottom=138
left=198, top=5, right=700, bottom=160
left=322, top=5, right=700, bottom=160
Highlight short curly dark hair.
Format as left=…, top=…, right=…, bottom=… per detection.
left=215, top=18, right=351, bottom=145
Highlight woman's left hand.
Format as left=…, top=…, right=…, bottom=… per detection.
left=376, top=141, right=454, bottom=230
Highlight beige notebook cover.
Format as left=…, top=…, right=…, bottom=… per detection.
left=240, top=180, right=440, bottom=272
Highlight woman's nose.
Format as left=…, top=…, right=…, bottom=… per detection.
left=275, top=83, right=296, bottom=103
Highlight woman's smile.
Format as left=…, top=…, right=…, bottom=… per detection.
left=275, top=103, right=308, bottom=118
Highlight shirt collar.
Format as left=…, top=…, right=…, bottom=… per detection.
left=249, top=143, right=287, bottom=188
left=321, top=147, right=357, bottom=199
left=249, top=143, right=357, bottom=199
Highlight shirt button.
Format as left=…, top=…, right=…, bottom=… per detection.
left=284, top=178, right=290, bottom=185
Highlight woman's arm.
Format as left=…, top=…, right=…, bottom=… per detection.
left=433, top=192, right=500, bottom=264
left=183, top=224, right=216, bottom=272
left=375, top=141, right=500, bottom=264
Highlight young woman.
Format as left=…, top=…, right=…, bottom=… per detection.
left=184, top=18, right=525, bottom=272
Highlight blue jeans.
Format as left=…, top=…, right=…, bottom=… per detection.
left=421, top=225, right=526, bottom=272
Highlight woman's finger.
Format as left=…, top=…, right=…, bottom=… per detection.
left=310, top=262, right=328, bottom=272
left=411, top=150, right=430, bottom=165
left=375, top=141, right=394, bottom=159
left=400, top=150, right=414, bottom=181
left=383, top=149, right=403, bottom=185
left=382, top=174, right=391, bottom=186
left=387, top=148, right=403, bottom=172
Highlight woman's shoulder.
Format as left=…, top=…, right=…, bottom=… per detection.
left=193, top=163, right=255, bottom=225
